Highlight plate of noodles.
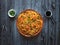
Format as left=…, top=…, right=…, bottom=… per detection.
left=16, top=9, right=43, bottom=37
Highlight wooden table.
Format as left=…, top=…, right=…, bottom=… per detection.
left=0, top=0, right=60, bottom=45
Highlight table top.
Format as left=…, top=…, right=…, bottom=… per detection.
left=0, top=0, right=60, bottom=45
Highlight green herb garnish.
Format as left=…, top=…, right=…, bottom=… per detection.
left=10, top=11, right=15, bottom=16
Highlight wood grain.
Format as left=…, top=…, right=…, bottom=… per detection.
left=0, top=0, right=59, bottom=45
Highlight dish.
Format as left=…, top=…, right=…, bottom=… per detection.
left=45, top=10, right=52, bottom=17
left=8, top=9, right=16, bottom=18
left=16, top=9, right=43, bottom=37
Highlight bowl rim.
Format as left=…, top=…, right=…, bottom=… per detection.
left=8, top=9, right=16, bottom=17
left=45, top=10, right=52, bottom=17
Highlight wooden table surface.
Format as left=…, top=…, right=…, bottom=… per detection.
left=0, top=0, right=60, bottom=45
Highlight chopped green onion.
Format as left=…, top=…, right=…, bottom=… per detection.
left=10, top=11, right=15, bottom=16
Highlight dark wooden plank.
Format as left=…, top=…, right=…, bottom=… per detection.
left=27, top=0, right=48, bottom=45
left=58, top=0, right=60, bottom=45
left=7, top=0, right=28, bottom=45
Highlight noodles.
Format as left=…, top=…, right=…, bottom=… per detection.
left=16, top=9, right=43, bottom=37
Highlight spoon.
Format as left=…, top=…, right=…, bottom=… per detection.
left=45, top=10, right=56, bottom=24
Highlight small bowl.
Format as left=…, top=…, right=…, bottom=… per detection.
left=45, top=10, right=52, bottom=18
left=8, top=9, right=16, bottom=18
